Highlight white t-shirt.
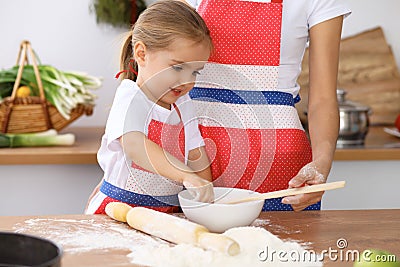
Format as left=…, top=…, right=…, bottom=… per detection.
left=187, top=0, right=351, bottom=97
left=97, top=79, right=204, bottom=189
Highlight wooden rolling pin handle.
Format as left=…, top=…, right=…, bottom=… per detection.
left=105, top=202, right=241, bottom=256
left=105, top=202, right=132, bottom=222
left=225, top=181, right=346, bottom=204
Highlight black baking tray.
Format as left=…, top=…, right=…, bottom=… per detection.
left=0, top=232, right=62, bottom=267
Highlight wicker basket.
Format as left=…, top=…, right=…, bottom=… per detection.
left=0, top=40, right=93, bottom=134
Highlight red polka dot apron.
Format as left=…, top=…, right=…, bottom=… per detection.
left=190, top=0, right=320, bottom=211
left=95, top=104, right=185, bottom=214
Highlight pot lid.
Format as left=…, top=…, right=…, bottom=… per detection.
left=337, top=89, right=370, bottom=112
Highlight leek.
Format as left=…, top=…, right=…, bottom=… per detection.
left=0, top=130, right=75, bottom=148
left=0, top=65, right=102, bottom=120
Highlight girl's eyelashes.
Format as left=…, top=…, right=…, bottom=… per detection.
left=171, top=64, right=202, bottom=76
left=172, top=65, right=183, bottom=71
left=193, top=70, right=201, bottom=76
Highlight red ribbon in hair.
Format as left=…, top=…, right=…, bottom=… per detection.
left=115, top=59, right=138, bottom=79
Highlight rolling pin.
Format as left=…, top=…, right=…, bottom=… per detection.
left=221, top=181, right=346, bottom=204
left=105, top=202, right=240, bottom=256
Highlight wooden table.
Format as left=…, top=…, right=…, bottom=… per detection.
left=1, top=210, right=399, bottom=266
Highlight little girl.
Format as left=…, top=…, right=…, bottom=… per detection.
left=86, top=0, right=214, bottom=214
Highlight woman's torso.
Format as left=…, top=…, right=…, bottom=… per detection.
left=188, top=0, right=351, bottom=97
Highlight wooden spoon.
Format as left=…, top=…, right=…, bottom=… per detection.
left=219, top=181, right=346, bottom=204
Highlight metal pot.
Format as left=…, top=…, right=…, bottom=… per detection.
left=336, top=89, right=371, bottom=147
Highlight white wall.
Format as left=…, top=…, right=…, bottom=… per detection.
left=341, top=0, right=400, bottom=70
left=1, top=0, right=400, bottom=128
left=0, top=0, right=126, bottom=127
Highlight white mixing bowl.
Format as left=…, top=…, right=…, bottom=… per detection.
left=178, top=187, right=264, bottom=233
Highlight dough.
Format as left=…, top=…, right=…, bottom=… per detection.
left=128, top=226, right=323, bottom=266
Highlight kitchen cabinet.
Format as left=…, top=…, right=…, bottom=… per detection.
left=322, top=126, right=400, bottom=210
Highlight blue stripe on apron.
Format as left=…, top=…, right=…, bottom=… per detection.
left=263, top=198, right=321, bottom=211
left=100, top=180, right=180, bottom=207
left=190, top=87, right=301, bottom=106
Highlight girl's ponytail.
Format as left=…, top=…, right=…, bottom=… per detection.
left=119, top=31, right=138, bottom=81
left=117, top=0, right=212, bottom=81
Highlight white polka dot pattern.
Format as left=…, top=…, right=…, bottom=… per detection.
left=195, top=63, right=278, bottom=90
left=125, top=168, right=183, bottom=196
left=193, top=100, right=303, bottom=130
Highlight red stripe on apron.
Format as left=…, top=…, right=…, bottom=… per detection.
left=201, top=126, right=311, bottom=192
left=198, top=0, right=283, bottom=65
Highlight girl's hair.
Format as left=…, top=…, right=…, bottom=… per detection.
left=119, top=0, right=213, bottom=80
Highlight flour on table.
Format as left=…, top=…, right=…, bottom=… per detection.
left=129, top=227, right=323, bottom=267
left=14, top=219, right=322, bottom=266
left=251, top=218, right=271, bottom=227
left=284, top=239, right=314, bottom=250
left=252, top=219, right=312, bottom=248
left=13, top=218, right=168, bottom=253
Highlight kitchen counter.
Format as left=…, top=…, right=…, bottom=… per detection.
left=334, top=126, right=400, bottom=161
left=1, top=210, right=399, bottom=267
left=0, top=127, right=102, bottom=165
left=0, top=126, right=399, bottom=165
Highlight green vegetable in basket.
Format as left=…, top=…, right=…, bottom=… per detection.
left=0, top=129, right=75, bottom=148
left=0, top=82, right=13, bottom=100
left=0, top=64, right=102, bottom=120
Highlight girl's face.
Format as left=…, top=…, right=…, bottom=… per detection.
left=135, top=38, right=210, bottom=109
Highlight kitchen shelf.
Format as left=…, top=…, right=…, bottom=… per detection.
left=334, top=126, right=400, bottom=161
left=0, top=127, right=102, bottom=165
left=0, top=126, right=399, bottom=165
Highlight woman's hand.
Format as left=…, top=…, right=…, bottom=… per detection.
left=183, top=174, right=214, bottom=203
left=281, top=162, right=327, bottom=211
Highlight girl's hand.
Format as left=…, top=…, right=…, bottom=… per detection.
left=281, top=162, right=327, bottom=211
left=183, top=174, right=214, bottom=203
left=84, top=178, right=103, bottom=214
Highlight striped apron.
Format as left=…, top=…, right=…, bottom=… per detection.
left=95, top=104, right=185, bottom=214
left=190, top=0, right=320, bottom=211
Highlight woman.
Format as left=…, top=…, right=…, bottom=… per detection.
left=187, top=0, right=351, bottom=211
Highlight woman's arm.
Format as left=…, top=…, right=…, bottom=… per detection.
left=121, top=131, right=214, bottom=202
left=308, top=15, right=343, bottom=177
left=282, top=16, right=343, bottom=211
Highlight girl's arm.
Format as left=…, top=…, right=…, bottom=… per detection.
left=187, top=146, right=212, bottom=182
left=282, top=16, right=343, bottom=211
left=121, top=131, right=214, bottom=202
left=84, top=178, right=103, bottom=213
